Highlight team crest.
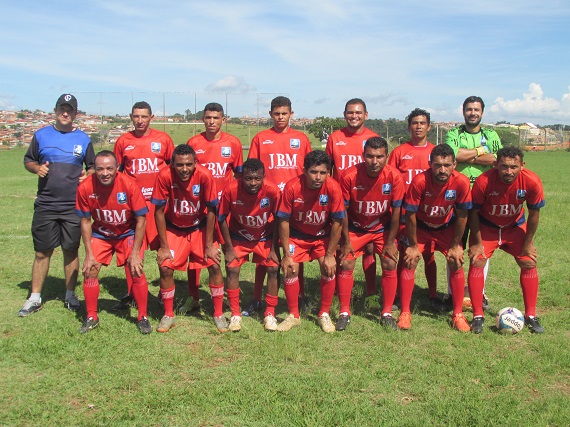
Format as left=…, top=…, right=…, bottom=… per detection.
left=288, top=244, right=295, bottom=256
left=362, top=140, right=367, bottom=149
left=73, top=145, right=83, bottom=157
left=151, top=142, right=161, bottom=153
left=260, top=197, right=270, bottom=209
left=445, top=190, right=456, bottom=201
left=517, top=189, right=526, bottom=200
left=290, top=138, right=300, bottom=149
left=192, top=185, right=200, bottom=197
left=319, top=195, right=329, bottom=206
left=117, top=192, right=127, bottom=204
left=382, top=183, right=392, bottom=195
left=221, top=146, right=231, bottom=158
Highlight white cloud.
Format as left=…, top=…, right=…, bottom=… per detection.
left=205, top=76, right=256, bottom=93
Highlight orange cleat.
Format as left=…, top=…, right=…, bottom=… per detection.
left=397, top=311, right=412, bottom=330
left=453, top=313, right=471, bottom=332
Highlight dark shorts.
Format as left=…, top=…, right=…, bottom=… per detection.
left=32, top=208, right=81, bottom=252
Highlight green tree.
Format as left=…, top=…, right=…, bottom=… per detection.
left=495, top=128, right=519, bottom=147
left=307, top=116, right=345, bottom=142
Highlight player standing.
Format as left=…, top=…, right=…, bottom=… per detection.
left=388, top=108, right=443, bottom=311
left=112, top=101, right=174, bottom=309
left=218, top=159, right=281, bottom=331
left=326, top=99, right=381, bottom=310
left=19, top=94, right=94, bottom=317
left=75, top=151, right=151, bottom=334
left=339, top=137, right=404, bottom=331
left=276, top=150, right=346, bottom=333
left=151, top=145, right=226, bottom=332
left=247, top=96, right=312, bottom=314
left=467, top=147, right=545, bottom=334
left=399, top=144, right=472, bottom=332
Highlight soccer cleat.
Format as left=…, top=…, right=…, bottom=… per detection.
left=364, top=295, right=381, bottom=311
left=112, top=294, right=135, bottom=310
left=178, top=297, right=200, bottom=315
left=213, top=315, right=229, bottom=333
left=318, top=313, right=335, bottom=333
left=228, top=315, right=242, bottom=332
left=482, top=294, right=491, bottom=311
left=397, top=311, right=412, bottom=330
left=335, top=314, right=351, bottom=331
left=276, top=314, right=301, bottom=332
left=64, top=294, right=81, bottom=312
left=429, top=297, right=446, bottom=313
left=18, top=299, right=42, bottom=317
left=241, top=299, right=262, bottom=317
left=471, top=316, right=485, bottom=334
left=525, top=316, right=545, bottom=334
left=452, top=313, right=471, bottom=332
left=263, top=314, right=278, bottom=331
left=137, top=316, right=152, bottom=334
left=78, top=317, right=99, bottom=334
left=157, top=315, right=175, bottom=333
left=381, top=314, right=398, bottom=331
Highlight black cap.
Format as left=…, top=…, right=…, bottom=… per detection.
left=55, top=94, right=78, bottom=111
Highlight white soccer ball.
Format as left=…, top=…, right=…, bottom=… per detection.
left=496, top=307, right=525, bottom=334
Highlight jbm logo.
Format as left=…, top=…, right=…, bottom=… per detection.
left=260, top=197, right=270, bottom=209
left=288, top=244, right=295, bottom=255
left=192, top=185, right=200, bottom=197
left=445, top=190, right=456, bottom=201
left=382, top=183, right=392, bottom=195
left=290, top=138, right=300, bottom=149
left=319, top=195, right=329, bottom=206
left=151, top=142, right=161, bottom=153
left=117, top=192, right=128, bottom=204
left=73, top=145, right=83, bottom=157
left=221, top=147, right=231, bottom=158
left=517, top=189, right=527, bottom=200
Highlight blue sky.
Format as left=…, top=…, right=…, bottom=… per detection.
left=1, top=0, right=569, bottom=124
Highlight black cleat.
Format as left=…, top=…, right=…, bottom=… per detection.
left=380, top=314, right=398, bottom=331
left=335, top=314, right=351, bottom=331
left=137, top=316, right=152, bottom=334
left=112, top=294, right=135, bottom=310
left=79, top=317, right=99, bottom=334
left=525, top=316, right=545, bottom=334
left=471, top=316, right=485, bottom=334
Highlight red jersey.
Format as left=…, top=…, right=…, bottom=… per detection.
left=76, top=173, right=148, bottom=240
left=472, top=168, right=545, bottom=228
left=187, top=131, right=243, bottom=199
left=326, top=127, right=379, bottom=181
left=341, top=163, right=404, bottom=233
left=404, top=170, right=472, bottom=229
left=150, top=164, right=218, bottom=230
left=388, top=140, right=435, bottom=189
left=114, top=128, right=174, bottom=200
left=277, top=175, right=346, bottom=238
left=218, top=179, right=281, bottom=242
left=248, top=127, right=312, bottom=191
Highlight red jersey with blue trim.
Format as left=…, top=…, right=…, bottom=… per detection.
left=388, top=140, right=435, bottom=189
left=326, top=127, right=379, bottom=181
left=404, top=170, right=472, bottom=229
left=277, top=175, right=346, bottom=238
left=114, top=128, right=174, bottom=200
left=187, top=131, right=244, bottom=199
left=76, top=173, right=148, bottom=240
left=248, top=128, right=312, bottom=191
left=472, top=167, right=545, bottom=228
left=341, top=163, right=404, bottom=233
left=218, top=179, right=281, bottom=241
left=151, top=164, right=218, bottom=229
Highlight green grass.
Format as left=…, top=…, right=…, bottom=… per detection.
left=0, top=149, right=569, bottom=427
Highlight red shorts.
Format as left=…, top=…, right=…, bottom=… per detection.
left=345, top=229, right=394, bottom=260
left=403, top=226, right=461, bottom=256
left=91, top=235, right=144, bottom=267
left=473, top=222, right=531, bottom=261
left=397, top=224, right=435, bottom=253
left=144, top=201, right=159, bottom=251
left=226, top=238, right=279, bottom=268
left=160, top=226, right=220, bottom=271
left=287, top=236, right=329, bottom=263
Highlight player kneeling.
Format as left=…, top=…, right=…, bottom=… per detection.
left=218, top=159, right=281, bottom=331
left=76, top=151, right=151, bottom=334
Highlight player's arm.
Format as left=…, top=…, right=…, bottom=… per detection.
left=446, top=208, right=468, bottom=269
left=382, top=206, right=401, bottom=263
left=219, top=218, right=238, bottom=265
left=127, top=214, right=146, bottom=278
left=80, top=217, right=99, bottom=277
left=322, top=218, right=342, bottom=278
left=404, top=210, right=421, bottom=270
left=204, top=207, right=221, bottom=265
left=278, top=217, right=295, bottom=276
left=520, top=209, right=540, bottom=263
left=155, top=204, right=173, bottom=265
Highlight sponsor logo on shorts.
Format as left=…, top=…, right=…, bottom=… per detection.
left=151, top=142, right=161, bottom=153
left=260, top=197, right=270, bottom=209
left=221, top=147, right=231, bottom=158
left=382, top=183, right=392, bottom=195
left=117, top=192, right=128, bottom=204
left=445, top=190, right=456, bottom=201
left=290, top=139, right=300, bottom=149
left=517, top=189, right=526, bottom=200
left=73, top=145, right=83, bottom=157
left=192, top=185, right=200, bottom=197
left=319, top=195, right=329, bottom=206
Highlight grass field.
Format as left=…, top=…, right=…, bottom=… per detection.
left=0, top=148, right=568, bottom=427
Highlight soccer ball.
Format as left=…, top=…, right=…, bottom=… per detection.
left=496, top=307, right=525, bottom=334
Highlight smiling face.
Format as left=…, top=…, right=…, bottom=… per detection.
left=54, top=104, right=77, bottom=131
left=130, top=108, right=154, bottom=136
left=95, top=155, right=118, bottom=186
left=497, top=155, right=524, bottom=184
left=344, top=102, right=368, bottom=133
left=429, top=155, right=456, bottom=184
left=173, top=153, right=196, bottom=182
left=463, top=102, right=483, bottom=129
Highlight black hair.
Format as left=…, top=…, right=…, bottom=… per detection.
left=462, top=96, right=485, bottom=112
left=132, top=101, right=152, bottom=115
left=344, top=98, right=367, bottom=113
left=303, top=150, right=331, bottom=170
left=430, top=144, right=455, bottom=161
left=407, top=108, right=431, bottom=125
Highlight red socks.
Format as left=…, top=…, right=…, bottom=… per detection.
left=283, top=277, right=300, bottom=318
left=254, top=265, right=266, bottom=302
left=449, top=268, right=465, bottom=315
left=468, top=266, right=485, bottom=317
left=337, top=270, right=354, bottom=315
left=130, top=274, right=149, bottom=320
left=227, top=288, right=241, bottom=317
left=423, top=252, right=438, bottom=298
left=83, top=277, right=100, bottom=320
left=399, top=268, right=415, bottom=313
left=187, top=268, right=201, bottom=301
left=362, top=254, right=377, bottom=296
left=264, top=294, right=278, bottom=317
left=521, top=267, right=539, bottom=317
left=381, top=269, right=397, bottom=316
left=209, top=284, right=225, bottom=317
left=319, top=275, right=336, bottom=316
left=160, top=286, right=175, bottom=317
